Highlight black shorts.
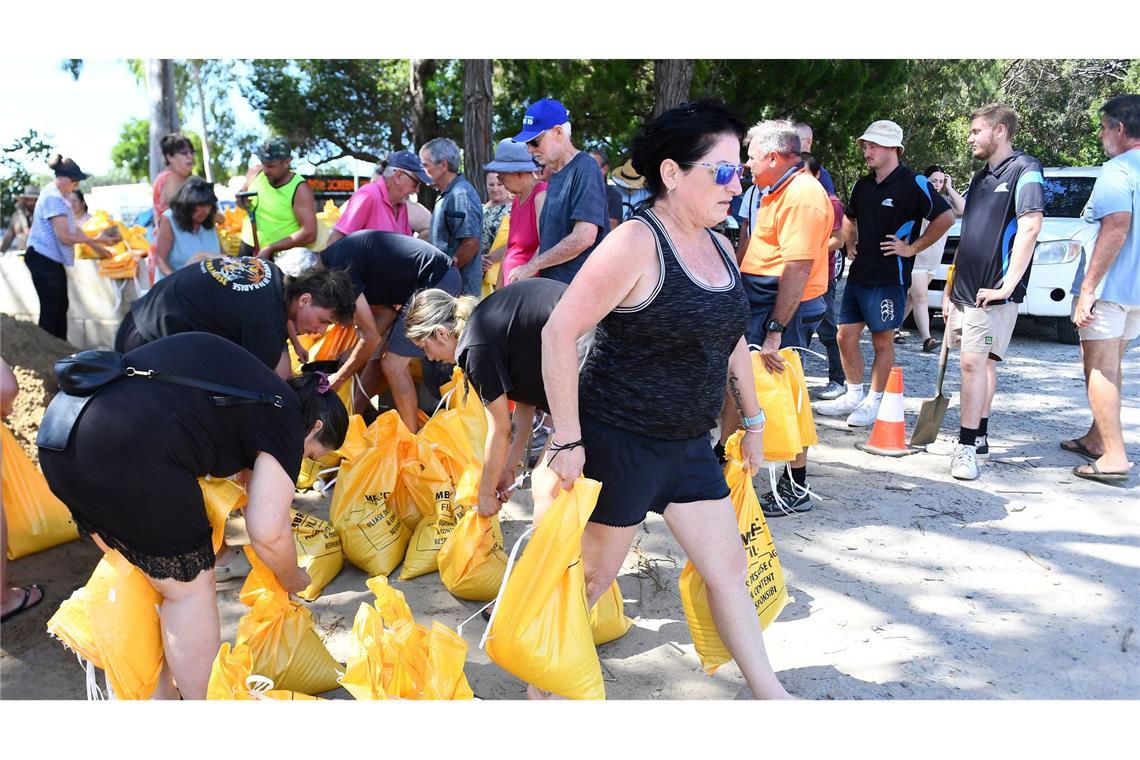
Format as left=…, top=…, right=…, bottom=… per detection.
left=580, top=413, right=729, bottom=528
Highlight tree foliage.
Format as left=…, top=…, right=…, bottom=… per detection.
left=1, top=130, right=54, bottom=226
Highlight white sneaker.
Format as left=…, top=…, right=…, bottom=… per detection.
left=950, top=443, right=979, bottom=480
left=813, top=389, right=864, bottom=417
left=846, top=395, right=882, bottom=427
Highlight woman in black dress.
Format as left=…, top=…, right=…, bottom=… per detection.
left=39, top=333, right=348, bottom=699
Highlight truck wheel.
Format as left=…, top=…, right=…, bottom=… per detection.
left=1056, top=317, right=1081, bottom=345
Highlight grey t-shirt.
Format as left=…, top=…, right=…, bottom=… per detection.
left=538, top=151, right=609, bottom=283
left=430, top=174, right=484, bottom=297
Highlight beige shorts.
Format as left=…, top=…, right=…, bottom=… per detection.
left=946, top=301, right=1019, bottom=360
left=1075, top=299, right=1140, bottom=342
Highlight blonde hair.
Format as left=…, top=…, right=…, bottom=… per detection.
left=402, top=289, right=478, bottom=343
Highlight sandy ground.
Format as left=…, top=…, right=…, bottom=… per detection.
left=2, top=309, right=1137, bottom=700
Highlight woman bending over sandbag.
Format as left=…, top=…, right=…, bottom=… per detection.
left=540, top=100, right=793, bottom=699
left=39, top=333, right=348, bottom=699
left=404, top=278, right=591, bottom=519
left=115, top=257, right=356, bottom=379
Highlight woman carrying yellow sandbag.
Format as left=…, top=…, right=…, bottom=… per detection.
left=538, top=102, right=792, bottom=699
left=404, top=278, right=589, bottom=522
left=38, top=333, right=349, bottom=699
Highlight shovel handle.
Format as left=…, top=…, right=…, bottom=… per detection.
left=933, top=334, right=951, bottom=397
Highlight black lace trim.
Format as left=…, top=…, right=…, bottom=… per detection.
left=71, top=512, right=216, bottom=583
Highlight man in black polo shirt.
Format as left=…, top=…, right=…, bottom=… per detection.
left=814, top=120, right=953, bottom=427
left=944, top=103, right=1044, bottom=480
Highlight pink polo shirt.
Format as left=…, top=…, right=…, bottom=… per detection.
left=333, top=179, right=412, bottom=236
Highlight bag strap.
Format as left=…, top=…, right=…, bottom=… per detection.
left=124, top=367, right=285, bottom=408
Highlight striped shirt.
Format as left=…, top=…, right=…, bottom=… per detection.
left=26, top=183, right=77, bottom=265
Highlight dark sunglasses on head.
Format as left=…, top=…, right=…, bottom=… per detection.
left=686, top=161, right=746, bottom=185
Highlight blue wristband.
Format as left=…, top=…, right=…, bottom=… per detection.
left=742, top=412, right=765, bottom=428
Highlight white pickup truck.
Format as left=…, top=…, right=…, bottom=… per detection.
left=927, top=165, right=1100, bottom=344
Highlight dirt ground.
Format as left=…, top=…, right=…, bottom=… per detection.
left=0, top=314, right=76, bottom=465
left=1, top=309, right=1137, bottom=700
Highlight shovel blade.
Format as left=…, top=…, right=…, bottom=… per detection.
left=910, top=395, right=950, bottom=447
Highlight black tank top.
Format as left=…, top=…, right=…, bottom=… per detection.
left=579, top=208, right=750, bottom=440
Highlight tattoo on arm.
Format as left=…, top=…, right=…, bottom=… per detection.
left=728, top=372, right=745, bottom=416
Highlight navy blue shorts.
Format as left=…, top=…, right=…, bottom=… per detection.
left=746, top=295, right=828, bottom=350
left=579, top=413, right=729, bottom=528
left=386, top=266, right=463, bottom=358
left=838, top=282, right=907, bottom=332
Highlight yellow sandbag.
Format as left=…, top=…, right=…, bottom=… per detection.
left=440, top=367, right=488, bottom=464
left=328, top=411, right=411, bottom=577
left=424, top=621, right=475, bottom=700
left=750, top=350, right=802, bottom=461
left=417, top=409, right=477, bottom=488
left=2, top=423, right=79, bottom=559
left=46, top=550, right=164, bottom=699
left=398, top=441, right=460, bottom=580
left=679, top=431, right=789, bottom=674
left=340, top=577, right=473, bottom=700
left=486, top=479, right=605, bottom=700
left=779, top=347, right=818, bottom=449
left=438, top=511, right=506, bottom=602
left=235, top=548, right=342, bottom=695
left=206, top=642, right=322, bottom=700
left=590, top=580, right=633, bottom=645
left=291, top=509, right=343, bottom=601
left=198, top=476, right=247, bottom=553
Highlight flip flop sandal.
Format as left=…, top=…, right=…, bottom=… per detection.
left=1060, top=439, right=1099, bottom=461
left=893, top=331, right=905, bottom=344
left=923, top=338, right=941, bottom=353
left=1, top=584, right=44, bottom=623
left=1072, top=462, right=1131, bottom=483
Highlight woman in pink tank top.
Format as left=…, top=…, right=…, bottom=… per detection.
left=482, top=139, right=547, bottom=285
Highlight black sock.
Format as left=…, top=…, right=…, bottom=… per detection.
left=790, top=466, right=807, bottom=486
left=978, top=417, right=989, bottom=437
left=959, top=427, right=979, bottom=446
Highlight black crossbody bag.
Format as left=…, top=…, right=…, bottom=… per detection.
left=37, top=350, right=286, bottom=453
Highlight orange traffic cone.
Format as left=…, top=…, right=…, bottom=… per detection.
left=855, top=367, right=916, bottom=457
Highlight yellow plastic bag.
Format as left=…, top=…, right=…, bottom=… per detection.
left=750, top=351, right=802, bottom=461
left=590, top=580, right=633, bottom=645
left=46, top=549, right=164, bottom=699
left=198, top=476, right=248, bottom=553
left=2, top=423, right=79, bottom=558
left=398, top=447, right=459, bottom=580
left=439, top=367, right=488, bottom=465
left=779, top=348, right=818, bottom=449
left=486, top=479, right=605, bottom=700
left=235, top=548, right=342, bottom=695
left=438, top=510, right=506, bottom=602
left=291, top=509, right=343, bottom=601
left=340, top=577, right=473, bottom=700
left=679, top=431, right=789, bottom=674
left=328, top=411, right=412, bottom=577
left=482, top=215, right=509, bottom=298
left=206, top=642, right=323, bottom=700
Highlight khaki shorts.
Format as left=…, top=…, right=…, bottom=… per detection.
left=946, top=301, right=1019, bottom=360
left=1075, top=299, right=1140, bottom=342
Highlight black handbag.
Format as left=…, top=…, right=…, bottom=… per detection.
left=37, top=349, right=287, bottom=453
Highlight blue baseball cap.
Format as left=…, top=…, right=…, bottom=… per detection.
left=386, top=150, right=432, bottom=185
left=512, top=99, right=570, bottom=143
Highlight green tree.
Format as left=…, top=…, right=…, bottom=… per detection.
left=110, top=117, right=151, bottom=181
left=1, top=130, right=54, bottom=227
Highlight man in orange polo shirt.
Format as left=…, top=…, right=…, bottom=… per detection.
left=740, top=119, right=832, bottom=516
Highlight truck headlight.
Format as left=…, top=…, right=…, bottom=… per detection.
left=1033, top=241, right=1081, bottom=265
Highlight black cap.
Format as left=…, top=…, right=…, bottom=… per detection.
left=53, top=157, right=89, bottom=181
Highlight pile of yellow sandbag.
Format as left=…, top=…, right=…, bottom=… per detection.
left=217, top=206, right=246, bottom=255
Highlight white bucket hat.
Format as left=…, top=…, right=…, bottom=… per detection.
left=857, top=120, right=905, bottom=154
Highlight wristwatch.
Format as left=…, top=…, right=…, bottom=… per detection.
left=742, top=412, right=766, bottom=428
left=765, top=319, right=786, bottom=334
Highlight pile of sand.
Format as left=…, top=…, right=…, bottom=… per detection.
left=1, top=314, right=77, bottom=464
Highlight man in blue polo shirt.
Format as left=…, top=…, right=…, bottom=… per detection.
left=814, top=120, right=953, bottom=427
left=509, top=98, right=608, bottom=284
left=944, top=103, right=1044, bottom=481
left=1064, top=94, right=1140, bottom=483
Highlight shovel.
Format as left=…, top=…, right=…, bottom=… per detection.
left=910, top=336, right=951, bottom=448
